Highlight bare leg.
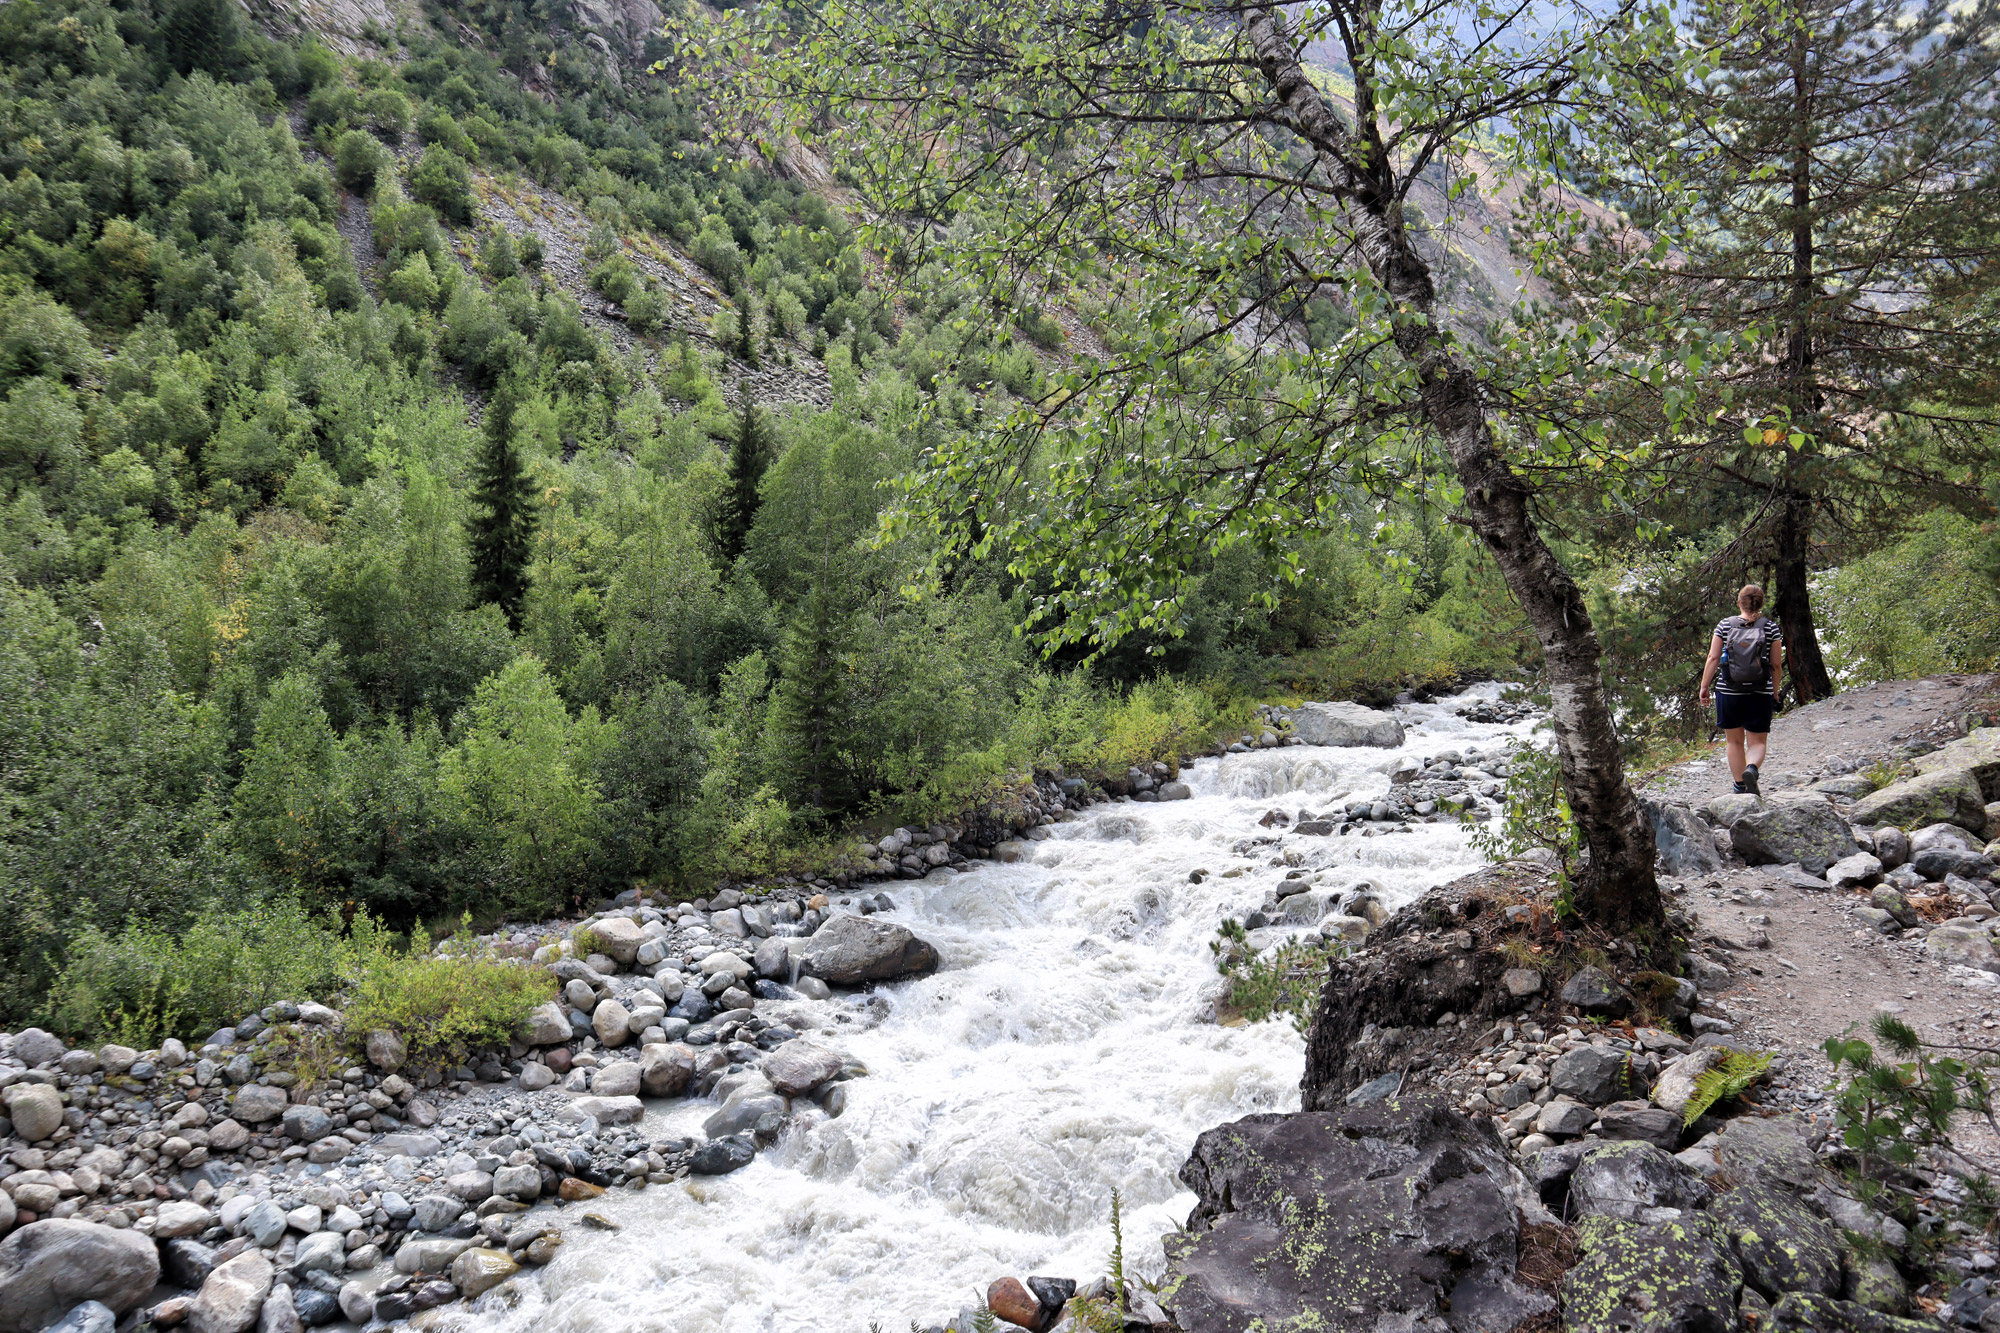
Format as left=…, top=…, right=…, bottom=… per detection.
left=1745, top=731, right=1768, bottom=770
left=1724, top=728, right=1746, bottom=781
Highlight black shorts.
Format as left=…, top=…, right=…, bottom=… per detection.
left=1716, top=691, right=1774, bottom=734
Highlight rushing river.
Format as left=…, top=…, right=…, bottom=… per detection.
left=475, top=687, right=1539, bottom=1333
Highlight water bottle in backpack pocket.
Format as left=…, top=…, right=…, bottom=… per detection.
left=1720, top=618, right=1771, bottom=690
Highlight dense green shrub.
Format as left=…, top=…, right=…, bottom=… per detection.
left=1818, top=510, right=2000, bottom=683
left=52, top=899, right=351, bottom=1047
left=343, top=927, right=557, bottom=1071
left=333, top=129, right=392, bottom=193
left=410, top=145, right=476, bottom=223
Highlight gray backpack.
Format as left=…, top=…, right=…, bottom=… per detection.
left=1720, top=618, right=1772, bottom=689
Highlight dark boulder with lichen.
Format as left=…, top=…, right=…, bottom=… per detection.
left=1163, top=1091, right=1554, bottom=1333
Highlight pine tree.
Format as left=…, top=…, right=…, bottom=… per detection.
left=716, top=398, right=772, bottom=565
left=1572, top=0, right=2000, bottom=700
left=768, top=578, right=859, bottom=813
left=469, top=390, right=538, bottom=627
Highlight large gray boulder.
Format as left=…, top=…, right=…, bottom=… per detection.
left=797, top=914, right=940, bottom=985
left=519, top=1001, right=570, bottom=1046
left=2, top=1084, right=63, bottom=1143
left=0, top=1221, right=160, bottom=1332
left=1646, top=801, right=1724, bottom=876
left=639, top=1042, right=695, bottom=1097
left=585, top=916, right=645, bottom=966
left=1568, top=1140, right=1710, bottom=1223
left=1851, top=768, right=1987, bottom=836
left=1549, top=1045, right=1630, bottom=1105
left=1164, top=1093, right=1552, bottom=1333
left=1712, top=793, right=1858, bottom=875
left=1924, top=925, right=2000, bottom=973
left=762, top=1042, right=843, bottom=1096
left=1282, top=701, right=1406, bottom=748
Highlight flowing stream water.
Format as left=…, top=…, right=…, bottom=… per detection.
left=478, top=687, right=1538, bottom=1333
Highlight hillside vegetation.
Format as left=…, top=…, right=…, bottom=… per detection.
left=4, top=0, right=1996, bottom=1033
left=0, top=0, right=1537, bottom=1031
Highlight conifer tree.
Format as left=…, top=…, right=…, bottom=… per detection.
left=1568, top=0, right=2000, bottom=701
left=768, top=578, right=858, bottom=813
left=716, top=397, right=772, bottom=565
left=469, top=389, right=538, bottom=627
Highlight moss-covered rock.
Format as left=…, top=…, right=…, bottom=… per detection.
left=1708, top=1183, right=1842, bottom=1299
left=1561, top=1212, right=1743, bottom=1332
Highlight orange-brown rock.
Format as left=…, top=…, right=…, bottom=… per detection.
left=558, top=1178, right=605, bottom=1202
left=987, top=1276, right=1042, bottom=1331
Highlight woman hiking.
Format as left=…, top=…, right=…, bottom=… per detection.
left=1698, top=583, right=1786, bottom=795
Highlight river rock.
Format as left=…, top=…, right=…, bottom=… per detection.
left=1282, top=702, right=1406, bottom=748
left=1852, top=768, right=1987, bottom=836
left=1158, top=782, right=1192, bottom=801
left=364, top=1029, right=405, bottom=1071
left=291, top=1232, right=345, bottom=1275
left=518, top=1062, right=556, bottom=1092
left=639, top=1042, right=695, bottom=1097
left=1719, top=794, right=1858, bottom=875
left=591, top=998, right=631, bottom=1047
left=1827, top=852, right=1884, bottom=890
left=153, top=1201, right=212, bottom=1239
left=281, top=1105, right=333, bottom=1143
left=753, top=937, right=792, bottom=980
left=1549, top=1045, right=1630, bottom=1105
left=491, top=1164, right=540, bottom=1202
left=189, top=1252, right=274, bottom=1333
left=567, top=1096, right=643, bottom=1126
left=1164, top=1092, right=1551, bottom=1333
left=1560, top=965, right=1632, bottom=1017
left=1646, top=801, right=1723, bottom=876
left=0, top=1220, right=161, bottom=1330
left=1563, top=1213, right=1744, bottom=1333
left=1568, top=1141, right=1710, bottom=1222
left=3, top=1084, right=63, bottom=1143
left=689, top=1134, right=756, bottom=1175
left=159, top=1239, right=216, bottom=1290
left=590, top=1060, right=642, bottom=1097
left=986, top=1277, right=1040, bottom=1329
left=9, top=1029, right=63, bottom=1068
left=449, top=1248, right=519, bottom=1298
left=798, top=914, right=940, bottom=985
left=588, top=917, right=645, bottom=966
left=44, top=1301, right=114, bottom=1333
left=258, top=1284, right=300, bottom=1333
left=762, top=1042, right=842, bottom=1096
left=1708, top=1183, right=1842, bottom=1298
left=520, top=1002, right=570, bottom=1046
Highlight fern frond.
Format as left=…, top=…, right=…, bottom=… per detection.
left=1683, top=1050, right=1773, bottom=1126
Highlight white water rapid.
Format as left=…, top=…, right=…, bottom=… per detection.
left=475, top=687, right=1540, bottom=1333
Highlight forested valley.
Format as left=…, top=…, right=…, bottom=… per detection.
left=0, top=0, right=1995, bottom=1043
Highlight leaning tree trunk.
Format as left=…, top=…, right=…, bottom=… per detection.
left=1772, top=487, right=1834, bottom=703
left=1246, top=7, right=1662, bottom=933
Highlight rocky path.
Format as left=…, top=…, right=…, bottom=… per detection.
left=1642, top=674, right=2000, bottom=1121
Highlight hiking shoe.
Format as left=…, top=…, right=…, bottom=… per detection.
left=1732, top=781, right=1746, bottom=794
left=1742, top=764, right=1760, bottom=795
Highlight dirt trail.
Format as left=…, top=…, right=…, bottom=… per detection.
left=1640, top=673, right=2000, bottom=1129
